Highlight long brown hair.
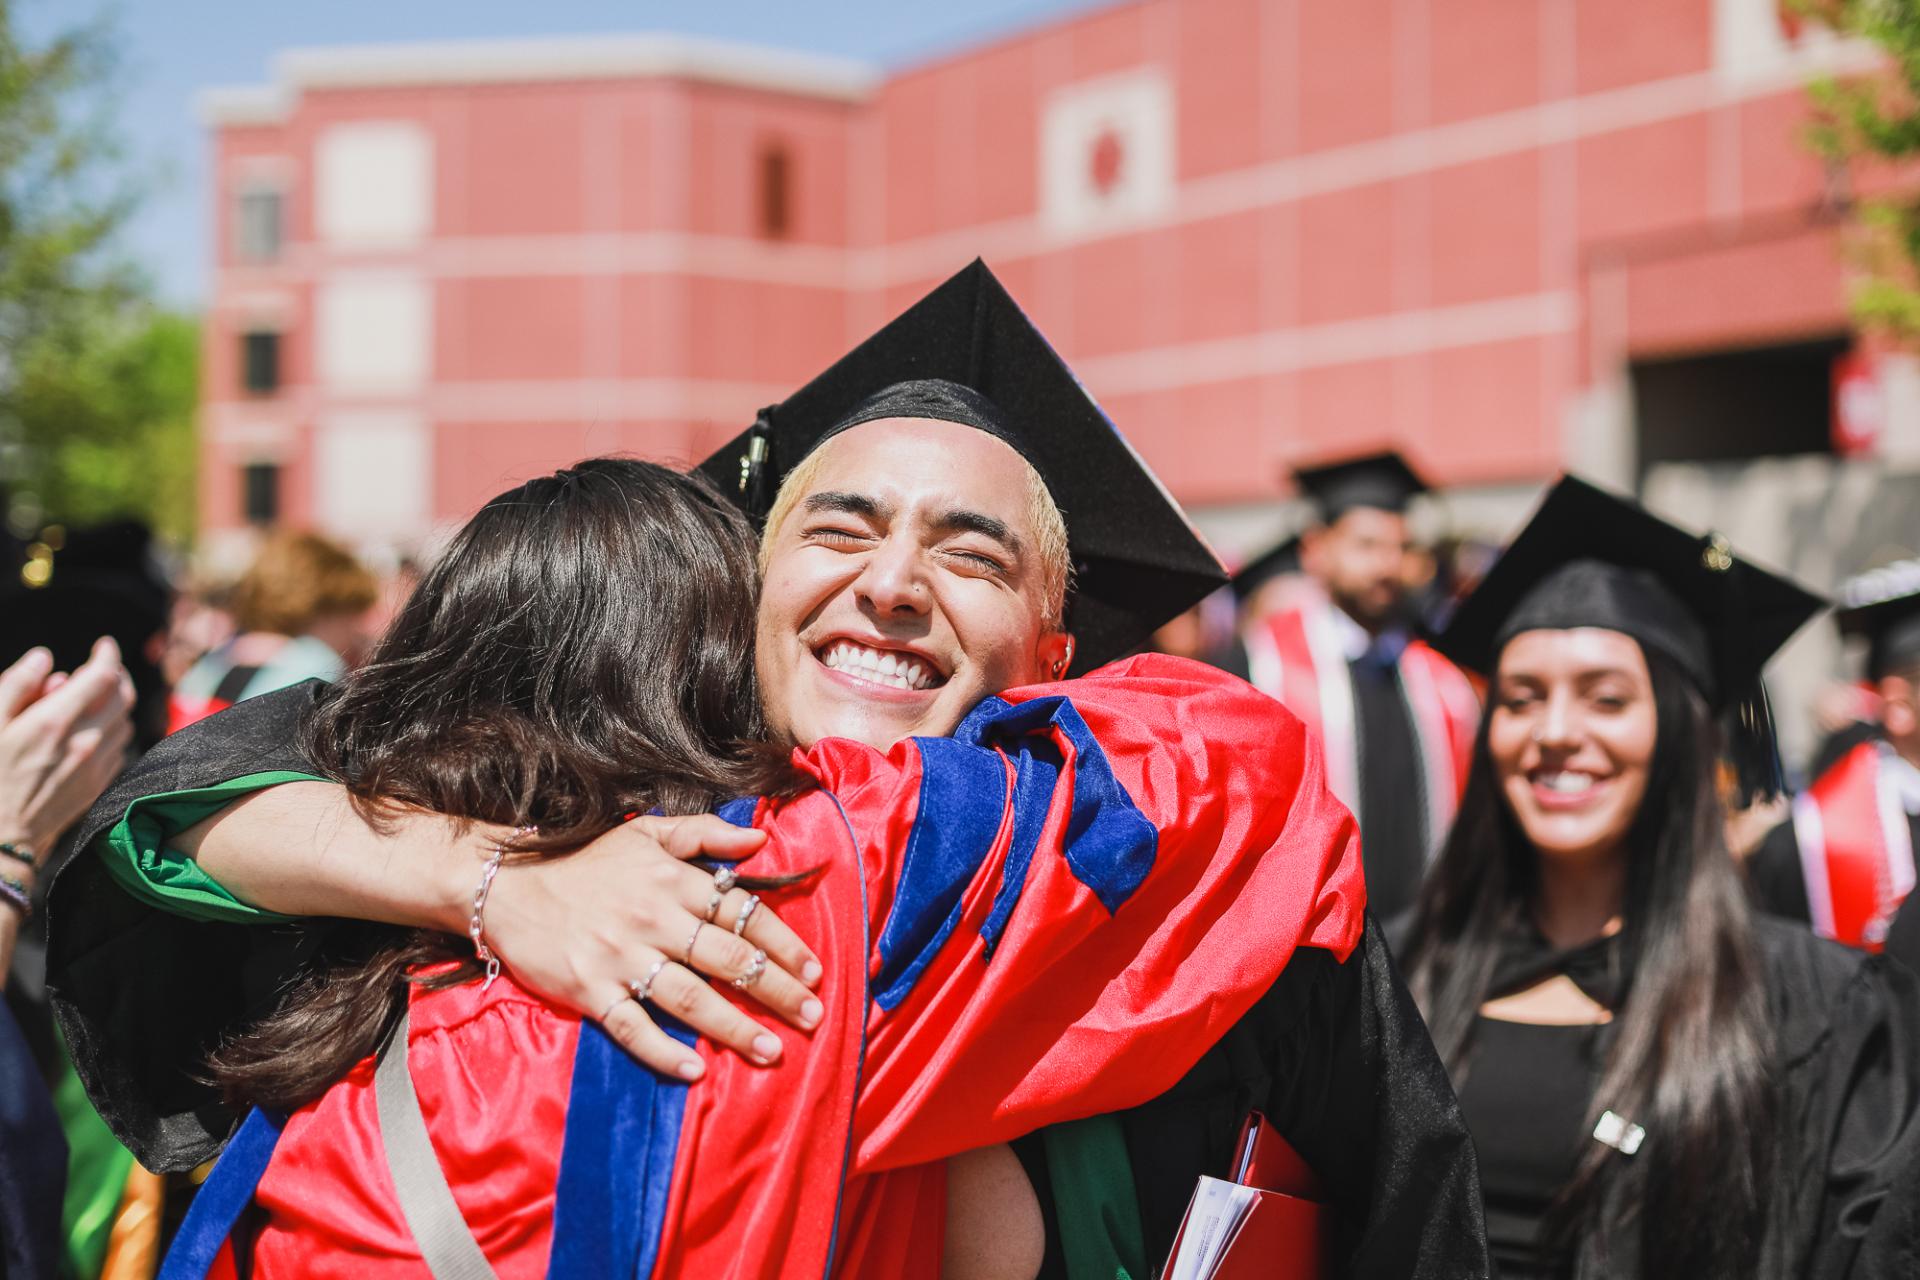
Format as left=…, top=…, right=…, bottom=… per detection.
left=207, top=458, right=797, bottom=1111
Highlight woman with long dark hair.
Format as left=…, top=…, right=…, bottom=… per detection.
left=1398, top=476, right=1920, bottom=1277
left=147, top=456, right=1375, bottom=1279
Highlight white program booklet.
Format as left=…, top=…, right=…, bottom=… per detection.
left=1166, top=1175, right=1261, bottom=1280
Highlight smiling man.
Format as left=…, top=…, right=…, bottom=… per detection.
left=752, top=408, right=1071, bottom=751
left=54, top=263, right=1485, bottom=1276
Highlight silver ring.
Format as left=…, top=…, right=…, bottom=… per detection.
left=702, top=886, right=725, bottom=923
left=629, top=957, right=669, bottom=1005
left=713, top=865, right=739, bottom=894
left=732, top=949, right=768, bottom=990
left=733, top=894, right=761, bottom=937
left=683, top=922, right=704, bottom=967
left=599, top=993, right=632, bottom=1023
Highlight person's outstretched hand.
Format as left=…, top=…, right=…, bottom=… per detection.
left=483, top=813, right=827, bottom=1081
left=0, top=638, right=135, bottom=857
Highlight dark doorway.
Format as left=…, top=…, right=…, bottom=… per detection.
left=1630, top=335, right=1848, bottom=473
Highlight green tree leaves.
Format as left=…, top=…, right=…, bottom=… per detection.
left=0, top=1, right=196, bottom=544
left=1807, top=1, right=1920, bottom=343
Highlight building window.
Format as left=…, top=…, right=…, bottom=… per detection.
left=236, top=188, right=284, bottom=262
left=241, top=330, right=281, bottom=395
left=242, top=463, right=280, bottom=525
left=316, top=275, right=429, bottom=393
left=316, top=410, right=431, bottom=540
left=758, top=142, right=791, bottom=240
left=316, top=122, right=432, bottom=247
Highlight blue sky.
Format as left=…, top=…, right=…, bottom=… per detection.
left=24, top=0, right=1101, bottom=308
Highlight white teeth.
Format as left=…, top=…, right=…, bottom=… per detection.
left=820, top=642, right=937, bottom=692
left=1541, top=772, right=1596, bottom=794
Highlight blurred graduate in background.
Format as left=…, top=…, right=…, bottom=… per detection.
left=1749, top=560, right=1920, bottom=969
left=1213, top=453, right=1479, bottom=922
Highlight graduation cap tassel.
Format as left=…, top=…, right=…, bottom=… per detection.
left=1726, top=681, right=1786, bottom=805
left=738, top=408, right=776, bottom=520
left=1702, top=531, right=1784, bottom=804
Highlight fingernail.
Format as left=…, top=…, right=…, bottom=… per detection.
left=22, top=647, right=49, bottom=669
left=800, top=998, right=824, bottom=1028
left=802, top=960, right=823, bottom=985
left=677, top=1058, right=704, bottom=1080
left=752, top=1033, right=782, bottom=1062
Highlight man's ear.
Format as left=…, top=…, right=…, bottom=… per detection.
left=1297, top=524, right=1329, bottom=577
left=1882, top=674, right=1920, bottom=740
left=1040, top=629, right=1073, bottom=681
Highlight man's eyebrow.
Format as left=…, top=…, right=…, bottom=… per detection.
left=802, top=490, right=892, bottom=521
left=931, top=508, right=1024, bottom=556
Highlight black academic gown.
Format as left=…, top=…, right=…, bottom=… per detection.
left=1346, top=648, right=1428, bottom=922
left=1014, top=917, right=1484, bottom=1278
left=1749, top=816, right=1816, bottom=924
left=1886, top=893, right=1920, bottom=976
left=1394, top=914, right=1920, bottom=1278
left=47, top=683, right=1492, bottom=1280
left=1727, top=918, right=1920, bottom=1279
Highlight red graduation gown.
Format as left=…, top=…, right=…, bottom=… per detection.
left=1788, top=741, right=1918, bottom=950
left=170, top=655, right=1364, bottom=1279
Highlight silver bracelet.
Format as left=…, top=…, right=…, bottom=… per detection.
left=0, top=871, right=30, bottom=918
left=469, top=826, right=535, bottom=989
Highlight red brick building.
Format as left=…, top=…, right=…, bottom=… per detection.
left=199, top=0, right=1910, bottom=581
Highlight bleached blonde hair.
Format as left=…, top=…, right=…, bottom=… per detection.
left=757, top=433, right=1071, bottom=630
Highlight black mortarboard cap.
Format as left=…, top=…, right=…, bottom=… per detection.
left=697, top=260, right=1226, bottom=674
left=1836, top=559, right=1920, bottom=680
left=1229, top=535, right=1303, bottom=603
left=1292, top=450, right=1427, bottom=522
left=0, top=520, right=174, bottom=749
left=1434, top=475, right=1825, bottom=799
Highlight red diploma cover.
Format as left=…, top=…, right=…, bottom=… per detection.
left=1162, top=1111, right=1332, bottom=1280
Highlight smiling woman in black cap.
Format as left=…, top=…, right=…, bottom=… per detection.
left=1396, top=476, right=1920, bottom=1278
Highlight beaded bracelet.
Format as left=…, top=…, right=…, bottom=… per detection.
left=0, top=841, right=37, bottom=871
left=469, top=826, right=536, bottom=989
left=0, top=872, right=31, bottom=918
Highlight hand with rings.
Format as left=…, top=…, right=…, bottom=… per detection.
left=481, top=813, right=826, bottom=1081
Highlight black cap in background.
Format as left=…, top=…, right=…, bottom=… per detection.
left=1434, top=475, right=1825, bottom=799
left=0, top=520, right=173, bottom=750
left=1836, top=559, right=1920, bottom=680
left=1228, top=535, right=1303, bottom=603
left=697, top=259, right=1227, bottom=674
left=1292, top=450, right=1428, bottom=523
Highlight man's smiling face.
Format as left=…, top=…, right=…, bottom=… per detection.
left=754, top=417, right=1071, bottom=751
